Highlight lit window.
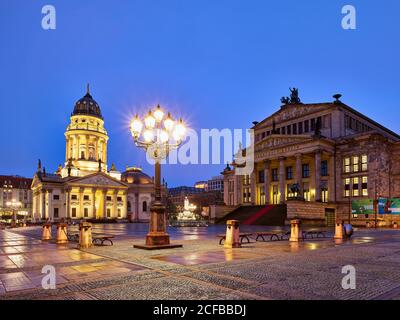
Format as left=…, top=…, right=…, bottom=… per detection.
left=361, top=155, right=368, bottom=171
left=352, top=177, right=359, bottom=196
left=286, top=167, right=293, bottom=180
left=353, top=156, right=359, bottom=172
left=303, top=183, right=310, bottom=201
left=344, top=158, right=351, bottom=173
left=344, top=178, right=350, bottom=197
left=321, top=188, right=328, bottom=203
left=362, top=176, right=368, bottom=196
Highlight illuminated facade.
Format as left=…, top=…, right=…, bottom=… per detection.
left=0, top=176, right=32, bottom=219
left=223, top=94, right=400, bottom=226
left=31, top=86, right=128, bottom=221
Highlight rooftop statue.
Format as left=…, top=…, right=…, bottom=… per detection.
left=281, top=87, right=302, bottom=105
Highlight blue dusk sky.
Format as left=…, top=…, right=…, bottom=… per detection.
left=0, top=0, right=399, bottom=187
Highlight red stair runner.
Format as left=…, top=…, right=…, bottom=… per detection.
left=242, top=205, right=274, bottom=225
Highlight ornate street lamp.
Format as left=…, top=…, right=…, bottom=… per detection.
left=6, top=199, right=22, bottom=227
left=130, top=104, right=186, bottom=249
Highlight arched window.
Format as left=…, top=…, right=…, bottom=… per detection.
left=142, top=201, right=147, bottom=212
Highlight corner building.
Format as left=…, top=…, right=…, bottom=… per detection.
left=223, top=95, right=400, bottom=226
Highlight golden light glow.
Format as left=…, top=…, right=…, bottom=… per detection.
left=144, top=111, right=156, bottom=129
left=159, top=130, right=169, bottom=143
left=173, top=118, right=186, bottom=140
left=130, top=115, right=143, bottom=136
left=163, top=112, right=175, bottom=132
left=153, top=105, right=164, bottom=122
left=143, top=129, right=154, bottom=142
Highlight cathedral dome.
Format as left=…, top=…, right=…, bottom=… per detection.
left=72, top=84, right=103, bottom=119
left=121, top=167, right=153, bottom=185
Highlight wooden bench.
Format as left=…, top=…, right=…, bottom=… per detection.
left=217, top=233, right=253, bottom=245
left=255, top=232, right=282, bottom=242
left=92, top=235, right=114, bottom=246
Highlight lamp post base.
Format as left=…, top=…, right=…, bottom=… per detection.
left=134, top=232, right=183, bottom=250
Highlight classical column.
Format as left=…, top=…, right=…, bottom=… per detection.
left=134, top=192, right=139, bottom=221
left=279, top=157, right=286, bottom=203
left=77, top=135, right=81, bottom=159
left=328, top=154, right=335, bottom=202
left=264, top=160, right=271, bottom=204
left=250, top=170, right=257, bottom=205
left=315, top=150, right=322, bottom=202
left=46, top=189, right=52, bottom=221
left=65, top=137, right=69, bottom=161
left=122, top=191, right=127, bottom=219
left=102, top=189, right=107, bottom=219
left=65, top=188, right=70, bottom=219
left=32, top=192, right=37, bottom=222
left=113, top=190, right=118, bottom=218
left=95, top=137, right=98, bottom=161
left=39, top=190, right=44, bottom=220
left=92, top=188, right=97, bottom=218
left=85, top=135, right=90, bottom=160
left=79, top=187, right=84, bottom=218
left=295, top=153, right=303, bottom=196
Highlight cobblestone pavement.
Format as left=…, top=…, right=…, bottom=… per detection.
left=1, top=225, right=400, bottom=300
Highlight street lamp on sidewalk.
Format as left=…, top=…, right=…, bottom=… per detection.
left=130, top=105, right=186, bottom=249
left=6, top=199, right=22, bottom=227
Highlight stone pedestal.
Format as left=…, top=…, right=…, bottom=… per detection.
left=42, top=223, right=52, bottom=241
left=79, top=221, right=92, bottom=249
left=134, top=202, right=182, bottom=250
left=224, top=220, right=241, bottom=248
left=289, top=219, right=302, bottom=242
left=56, top=223, right=68, bottom=244
left=334, top=220, right=344, bottom=239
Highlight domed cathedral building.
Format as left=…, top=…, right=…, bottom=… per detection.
left=31, top=86, right=132, bottom=222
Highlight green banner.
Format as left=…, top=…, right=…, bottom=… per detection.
left=379, top=198, right=400, bottom=214
left=351, top=199, right=374, bottom=215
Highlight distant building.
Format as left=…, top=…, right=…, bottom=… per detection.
left=0, top=175, right=32, bottom=220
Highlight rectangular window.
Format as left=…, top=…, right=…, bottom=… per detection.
left=84, top=208, right=89, bottom=217
left=53, top=208, right=59, bottom=218
left=272, top=185, right=279, bottom=204
left=344, top=157, right=351, bottom=173
left=344, top=178, right=350, bottom=197
left=304, top=120, right=309, bottom=133
left=107, top=208, right=111, bottom=218
left=292, top=123, right=297, bottom=134
left=117, top=209, right=121, bottom=218
left=302, top=164, right=310, bottom=178
left=298, top=122, right=303, bottom=134
left=321, top=160, right=328, bottom=176
left=321, top=188, right=328, bottom=203
left=353, top=156, right=359, bottom=172
left=361, top=155, right=368, bottom=171
left=258, top=170, right=265, bottom=183
left=83, top=195, right=89, bottom=201
left=106, top=196, right=112, bottom=201
left=53, top=194, right=60, bottom=200
left=287, top=125, right=291, bottom=135
left=271, top=168, right=278, bottom=182
left=352, top=177, right=359, bottom=196
left=281, top=127, right=286, bottom=134
left=303, top=183, right=310, bottom=201
left=276, top=128, right=281, bottom=134
left=362, top=176, right=368, bottom=196
left=71, top=207, right=77, bottom=217
left=117, top=196, right=122, bottom=202
left=286, top=166, right=293, bottom=180
left=71, top=195, right=77, bottom=200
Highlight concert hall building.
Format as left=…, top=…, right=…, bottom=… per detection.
left=223, top=92, right=400, bottom=226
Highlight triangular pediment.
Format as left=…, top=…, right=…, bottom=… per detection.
left=67, top=172, right=127, bottom=188
left=255, top=103, right=335, bottom=129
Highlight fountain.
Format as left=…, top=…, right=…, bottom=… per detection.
left=170, top=196, right=208, bottom=227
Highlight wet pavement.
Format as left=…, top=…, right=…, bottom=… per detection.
left=1, top=224, right=400, bottom=300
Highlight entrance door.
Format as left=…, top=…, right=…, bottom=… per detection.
left=325, top=208, right=335, bottom=227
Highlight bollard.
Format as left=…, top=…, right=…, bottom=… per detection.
left=393, top=221, right=398, bottom=229
left=42, top=223, right=52, bottom=241
left=334, top=220, right=344, bottom=239
left=79, top=221, right=93, bottom=249
left=56, top=223, right=69, bottom=244
left=289, top=219, right=302, bottom=242
left=224, top=220, right=241, bottom=248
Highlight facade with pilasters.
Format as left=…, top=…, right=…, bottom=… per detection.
left=223, top=94, right=400, bottom=226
